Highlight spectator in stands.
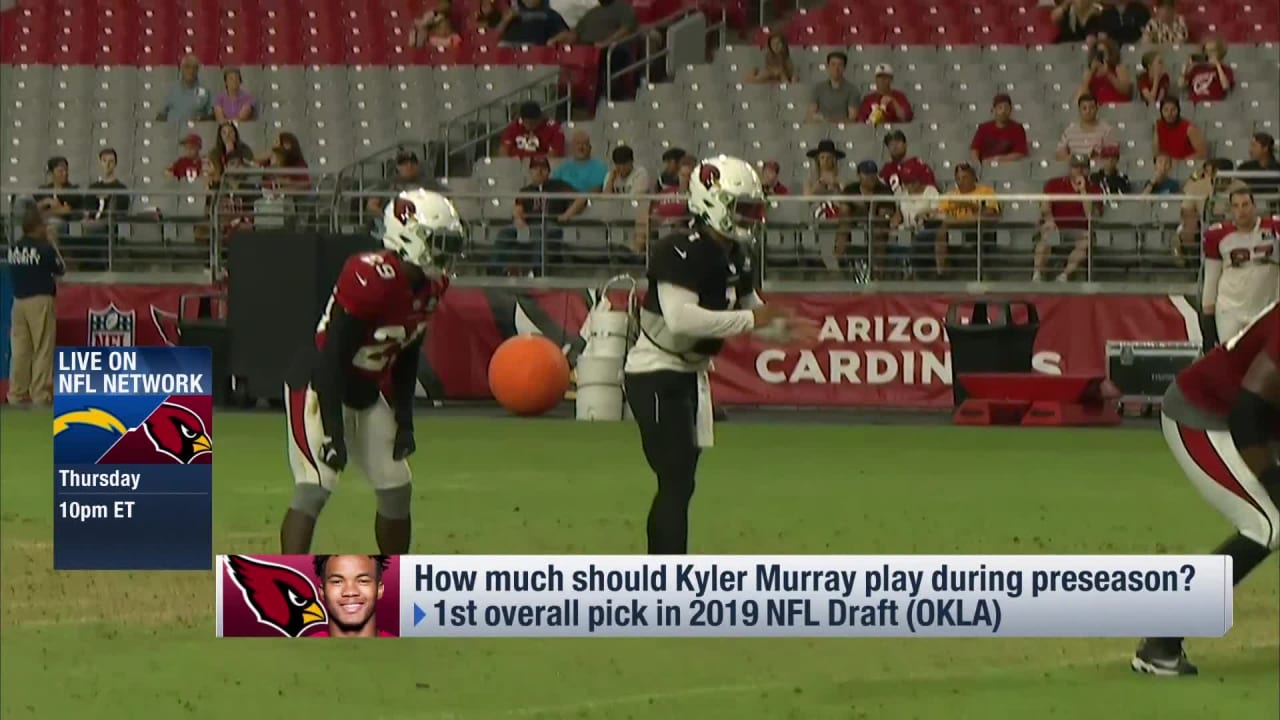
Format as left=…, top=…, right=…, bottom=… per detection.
left=1178, top=158, right=1242, bottom=263
left=760, top=161, right=789, bottom=196
left=806, top=51, right=857, bottom=124
left=500, top=101, right=566, bottom=158
left=213, top=122, right=255, bottom=168
left=890, top=162, right=942, bottom=277
left=1141, top=153, right=1182, bottom=194
left=552, top=130, right=608, bottom=191
left=655, top=148, right=685, bottom=191
left=500, top=156, right=585, bottom=275
left=498, top=0, right=570, bottom=45
left=970, top=93, right=1028, bottom=165
left=881, top=130, right=937, bottom=192
left=804, top=140, right=845, bottom=197
left=1096, top=0, right=1149, bottom=46
left=1154, top=97, right=1207, bottom=161
left=746, top=35, right=796, bottom=85
left=1090, top=145, right=1132, bottom=193
left=367, top=150, right=436, bottom=218
left=1137, top=50, right=1170, bottom=106
left=260, top=132, right=311, bottom=192
left=426, top=15, right=463, bottom=48
left=935, top=163, right=1000, bottom=278
left=157, top=54, right=213, bottom=124
left=210, top=156, right=255, bottom=240
left=214, top=68, right=257, bottom=123
left=653, top=154, right=696, bottom=226
left=170, top=133, right=206, bottom=181
left=1078, top=37, right=1132, bottom=104
left=1237, top=132, right=1280, bottom=197
left=473, top=0, right=505, bottom=30
left=1181, top=37, right=1235, bottom=103
left=1056, top=94, right=1115, bottom=161
left=1034, top=154, right=1103, bottom=282
left=1053, top=0, right=1104, bottom=44
left=82, top=148, right=131, bottom=271
left=1142, top=0, right=1188, bottom=47
left=857, top=64, right=913, bottom=125
left=840, top=160, right=895, bottom=276
left=603, top=145, right=650, bottom=195
left=556, top=0, right=636, bottom=48
left=410, top=1, right=451, bottom=47
left=34, top=156, right=81, bottom=222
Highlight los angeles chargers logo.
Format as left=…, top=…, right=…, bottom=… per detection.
left=53, top=408, right=127, bottom=437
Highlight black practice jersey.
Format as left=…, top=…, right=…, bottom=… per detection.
left=640, top=225, right=758, bottom=358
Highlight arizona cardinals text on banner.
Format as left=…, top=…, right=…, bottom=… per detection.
left=52, top=346, right=213, bottom=571
left=394, top=556, right=1231, bottom=638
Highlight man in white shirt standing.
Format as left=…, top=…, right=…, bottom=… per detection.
left=1200, top=188, right=1280, bottom=351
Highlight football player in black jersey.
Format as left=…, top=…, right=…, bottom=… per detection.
left=623, top=154, right=820, bottom=554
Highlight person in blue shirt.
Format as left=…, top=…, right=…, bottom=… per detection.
left=497, top=0, right=571, bottom=46
left=6, top=205, right=65, bottom=407
left=1142, top=153, right=1182, bottom=195
left=551, top=130, right=608, bottom=192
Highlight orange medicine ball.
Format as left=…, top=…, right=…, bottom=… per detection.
left=487, top=335, right=571, bottom=416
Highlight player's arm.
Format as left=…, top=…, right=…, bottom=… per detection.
left=1229, top=350, right=1280, bottom=480
left=651, top=238, right=771, bottom=337
left=314, top=302, right=369, bottom=462
left=388, top=336, right=423, bottom=461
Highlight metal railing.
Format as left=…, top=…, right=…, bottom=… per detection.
left=436, top=69, right=568, bottom=177
left=5, top=181, right=1274, bottom=291
left=604, top=3, right=729, bottom=102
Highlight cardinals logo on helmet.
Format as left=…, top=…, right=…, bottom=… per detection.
left=225, top=556, right=327, bottom=637
left=143, top=402, right=212, bottom=464
left=698, top=163, right=721, bottom=191
left=393, top=197, right=417, bottom=224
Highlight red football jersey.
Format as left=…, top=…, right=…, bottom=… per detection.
left=880, top=157, right=937, bottom=192
left=1176, top=301, right=1280, bottom=416
left=309, top=629, right=396, bottom=637
left=315, top=250, right=448, bottom=386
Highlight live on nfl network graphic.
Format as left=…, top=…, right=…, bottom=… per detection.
left=53, top=346, right=212, bottom=570
left=215, top=555, right=1233, bottom=639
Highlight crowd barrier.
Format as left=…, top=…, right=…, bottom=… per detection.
left=6, top=176, right=1272, bottom=285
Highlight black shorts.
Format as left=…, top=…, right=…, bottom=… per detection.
left=624, top=370, right=700, bottom=457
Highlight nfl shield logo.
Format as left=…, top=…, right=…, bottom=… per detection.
left=88, top=304, right=136, bottom=346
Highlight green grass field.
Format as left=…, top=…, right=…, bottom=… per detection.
left=1, top=408, right=1277, bottom=719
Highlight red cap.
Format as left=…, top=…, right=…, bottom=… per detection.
left=1099, top=145, right=1121, bottom=158
left=181, top=133, right=203, bottom=149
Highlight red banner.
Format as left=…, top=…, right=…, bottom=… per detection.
left=50, top=285, right=1196, bottom=408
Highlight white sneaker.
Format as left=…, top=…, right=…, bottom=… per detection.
left=1032, top=272, right=1043, bottom=282
left=1056, top=272, right=1069, bottom=282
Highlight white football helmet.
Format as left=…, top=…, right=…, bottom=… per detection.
left=382, top=188, right=466, bottom=277
left=688, top=154, right=766, bottom=242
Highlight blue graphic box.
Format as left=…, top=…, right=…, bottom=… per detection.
left=53, top=346, right=213, bottom=570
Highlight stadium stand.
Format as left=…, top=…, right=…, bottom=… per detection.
left=1, top=0, right=1277, bottom=281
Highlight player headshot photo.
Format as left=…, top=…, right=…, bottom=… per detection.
left=310, top=554, right=397, bottom=637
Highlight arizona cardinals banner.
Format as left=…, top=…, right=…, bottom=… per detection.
left=52, top=346, right=212, bottom=570
left=217, top=555, right=402, bottom=637
left=49, top=284, right=1198, bottom=408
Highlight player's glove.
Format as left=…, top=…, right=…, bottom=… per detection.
left=319, top=436, right=348, bottom=472
left=1200, top=315, right=1219, bottom=355
left=392, top=427, right=416, bottom=461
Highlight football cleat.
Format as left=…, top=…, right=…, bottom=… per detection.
left=1131, top=638, right=1199, bottom=676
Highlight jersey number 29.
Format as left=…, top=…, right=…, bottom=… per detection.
left=315, top=293, right=400, bottom=373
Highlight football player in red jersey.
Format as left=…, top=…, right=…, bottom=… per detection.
left=280, top=189, right=465, bottom=555
left=1132, top=301, right=1280, bottom=675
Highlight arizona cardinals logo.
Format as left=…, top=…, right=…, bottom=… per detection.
left=698, top=163, right=721, bottom=191
left=150, top=306, right=182, bottom=347
left=143, top=402, right=212, bottom=464
left=393, top=197, right=416, bottom=224
left=225, top=556, right=327, bottom=637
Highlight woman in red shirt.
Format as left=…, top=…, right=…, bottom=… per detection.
left=1137, top=50, right=1170, bottom=107
left=1077, top=37, right=1132, bottom=105
left=1181, top=37, right=1235, bottom=103
left=1153, top=98, right=1207, bottom=160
